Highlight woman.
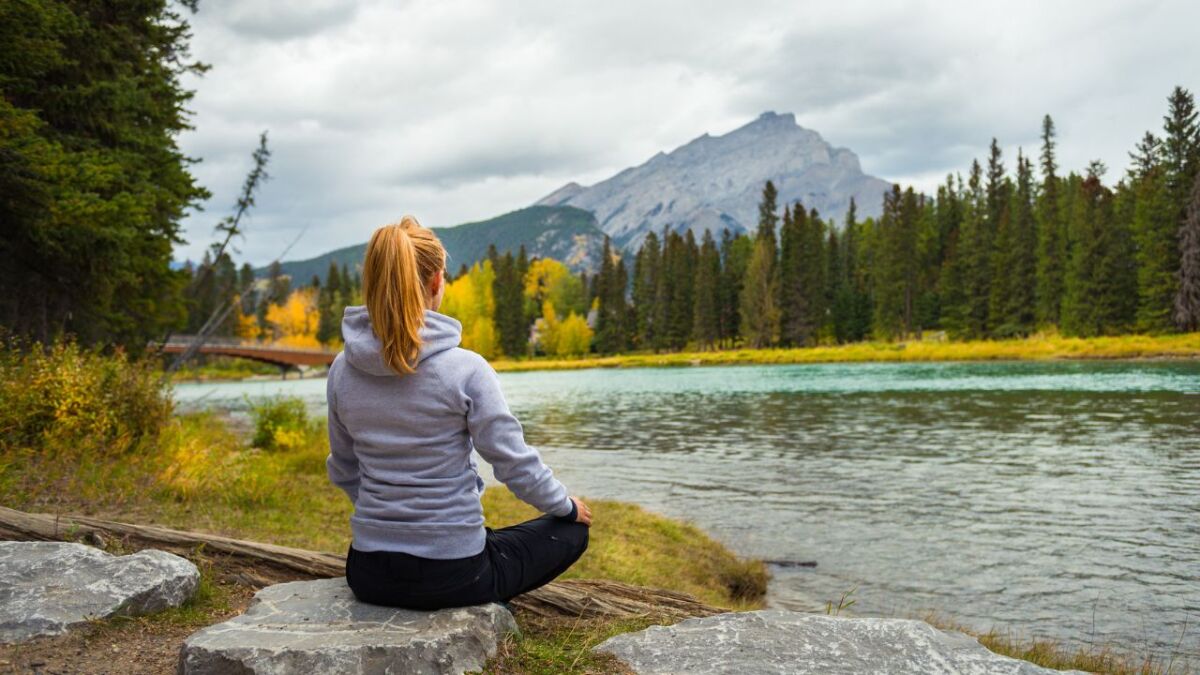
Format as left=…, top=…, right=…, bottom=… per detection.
left=326, top=216, right=592, bottom=610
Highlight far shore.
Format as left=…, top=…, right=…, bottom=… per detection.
left=490, top=332, right=1200, bottom=373
left=171, top=332, right=1200, bottom=382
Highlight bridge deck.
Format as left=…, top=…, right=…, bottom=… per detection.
left=160, top=341, right=337, bottom=368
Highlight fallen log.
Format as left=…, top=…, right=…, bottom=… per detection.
left=0, top=506, right=723, bottom=621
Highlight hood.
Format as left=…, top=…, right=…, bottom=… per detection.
left=341, top=306, right=462, bottom=376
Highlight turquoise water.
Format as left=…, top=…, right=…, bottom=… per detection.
left=175, top=360, right=1200, bottom=659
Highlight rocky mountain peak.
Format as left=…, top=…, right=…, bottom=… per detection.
left=535, top=112, right=892, bottom=250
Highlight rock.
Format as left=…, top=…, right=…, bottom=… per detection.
left=0, top=541, right=199, bottom=644
left=594, top=610, right=1089, bottom=675
left=178, top=578, right=518, bottom=675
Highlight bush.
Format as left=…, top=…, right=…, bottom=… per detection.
left=248, top=396, right=316, bottom=452
left=0, top=338, right=172, bottom=458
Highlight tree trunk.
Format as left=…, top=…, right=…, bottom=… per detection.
left=0, top=506, right=723, bottom=621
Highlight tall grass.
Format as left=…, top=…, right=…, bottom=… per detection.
left=490, top=331, right=1200, bottom=372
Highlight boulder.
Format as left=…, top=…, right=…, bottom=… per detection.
left=0, top=541, right=199, bottom=644
left=178, top=578, right=518, bottom=675
left=594, top=610, right=1089, bottom=675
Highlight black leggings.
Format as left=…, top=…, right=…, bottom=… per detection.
left=345, top=514, right=589, bottom=610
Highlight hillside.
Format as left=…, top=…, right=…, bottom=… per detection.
left=264, top=205, right=606, bottom=282
left=537, top=111, right=893, bottom=249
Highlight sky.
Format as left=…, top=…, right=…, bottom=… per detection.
left=175, top=0, right=1200, bottom=266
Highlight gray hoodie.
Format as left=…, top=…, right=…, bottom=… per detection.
left=326, top=306, right=573, bottom=559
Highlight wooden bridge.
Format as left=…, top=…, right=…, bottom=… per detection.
left=160, top=336, right=337, bottom=372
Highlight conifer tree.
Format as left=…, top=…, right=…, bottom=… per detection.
left=825, top=225, right=843, bottom=340
left=316, top=261, right=342, bottom=344
left=1129, top=132, right=1179, bottom=332
left=594, top=238, right=629, bottom=354
left=632, top=232, right=661, bottom=349
left=740, top=183, right=781, bottom=347
left=803, top=208, right=829, bottom=342
left=719, top=230, right=752, bottom=346
left=693, top=230, right=722, bottom=349
left=960, top=161, right=991, bottom=338
left=1176, top=172, right=1200, bottom=331
left=779, top=204, right=804, bottom=345
left=662, top=231, right=696, bottom=348
left=990, top=153, right=1037, bottom=336
left=1062, top=165, right=1134, bottom=336
left=494, top=251, right=528, bottom=357
left=1162, top=87, right=1200, bottom=206
left=740, top=237, right=781, bottom=348
left=873, top=187, right=917, bottom=338
left=1035, top=115, right=1065, bottom=327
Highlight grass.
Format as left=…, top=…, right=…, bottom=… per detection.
left=925, top=614, right=1192, bottom=675
left=171, top=356, right=283, bottom=382
left=489, top=331, right=1200, bottom=373
left=1, top=400, right=767, bottom=673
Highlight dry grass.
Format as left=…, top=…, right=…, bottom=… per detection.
left=925, top=613, right=1193, bottom=675
left=490, top=331, right=1200, bottom=372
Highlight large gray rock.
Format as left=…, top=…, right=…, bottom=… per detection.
left=178, top=578, right=518, bottom=675
left=0, top=541, right=199, bottom=644
left=595, top=610, right=1088, bottom=675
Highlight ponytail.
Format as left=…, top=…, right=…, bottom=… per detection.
left=363, top=216, right=446, bottom=375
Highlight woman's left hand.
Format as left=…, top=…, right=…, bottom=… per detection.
left=571, top=496, right=592, bottom=526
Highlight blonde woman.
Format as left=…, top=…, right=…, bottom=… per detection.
left=326, top=216, right=591, bottom=610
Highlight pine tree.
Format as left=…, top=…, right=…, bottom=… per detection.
left=872, top=186, right=917, bottom=338
left=740, top=237, right=781, bottom=348
left=779, top=204, right=804, bottom=345
left=693, top=230, right=721, bottom=349
left=594, top=238, right=629, bottom=354
left=719, top=230, right=752, bottom=346
left=826, top=225, right=844, bottom=341
left=1129, top=132, right=1179, bottom=332
left=316, top=261, right=342, bottom=344
left=804, top=209, right=829, bottom=342
left=740, top=183, right=781, bottom=347
left=1174, top=172, right=1200, bottom=331
left=1035, top=115, right=1065, bottom=327
left=832, top=200, right=867, bottom=343
left=990, top=153, right=1037, bottom=336
left=960, top=161, right=991, bottom=338
left=632, top=232, right=661, bottom=349
left=1062, top=165, right=1133, bottom=336
left=494, top=251, right=528, bottom=357
left=1162, top=87, right=1200, bottom=205
left=661, top=231, right=696, bottom=349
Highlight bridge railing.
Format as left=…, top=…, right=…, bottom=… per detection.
left=160, top=335, right=338, bottom=354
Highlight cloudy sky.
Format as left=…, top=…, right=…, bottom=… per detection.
left=175, top=0, right=1200, bottom=265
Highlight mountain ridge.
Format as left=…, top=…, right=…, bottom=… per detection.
left=263, top=205, right=605, bottom=282
left=270, top=112, right=893, bottom=280
left=537, top=111, right=892, bottom=249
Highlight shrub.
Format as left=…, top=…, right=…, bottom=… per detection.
left=0, top=338, right=172, bottom=458
left=248, top=396, right=316, bottom=452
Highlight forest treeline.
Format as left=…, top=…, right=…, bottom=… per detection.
left=184, top=87, right=1200, bottom=359
left=4, top=0, right=1198, bottom=356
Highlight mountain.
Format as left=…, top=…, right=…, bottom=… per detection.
left=266, top=205, right=606, bottom=282
left=536, top=111, right=893, bottom=249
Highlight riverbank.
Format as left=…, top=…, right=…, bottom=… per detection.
left=1, top=410, right=1183, bottom=673
left=490, top=331, right=1200, bottom=372
left=1, top=343, right=1188, bottom=673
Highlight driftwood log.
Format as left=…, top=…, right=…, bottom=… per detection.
left=0, top=506, right=723, bottom=621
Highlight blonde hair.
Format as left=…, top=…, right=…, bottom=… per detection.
left=362, top=216, right=446, bottom=375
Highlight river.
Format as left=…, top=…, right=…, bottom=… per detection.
left=174, top=360, right=1200, bottom=660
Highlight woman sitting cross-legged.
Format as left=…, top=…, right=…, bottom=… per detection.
left=326, top=216, right=592, bottom=610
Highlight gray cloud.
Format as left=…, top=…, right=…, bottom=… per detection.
left=175, top=0, right=1200, bottom=266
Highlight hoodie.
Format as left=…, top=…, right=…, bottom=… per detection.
left=326, top=306, right=574, bottom=559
